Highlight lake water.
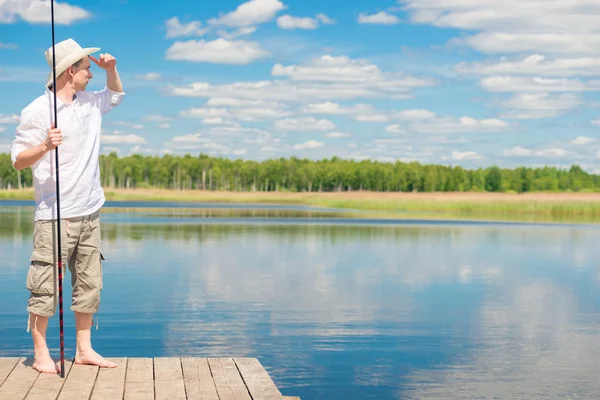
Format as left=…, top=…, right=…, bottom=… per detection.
left=1, top=200, right=599, bottom=399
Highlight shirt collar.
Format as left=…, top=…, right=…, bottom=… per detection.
left=44, top=86, right=78, bottom=109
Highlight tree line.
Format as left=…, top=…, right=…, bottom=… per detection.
left=0, top=152, right=599, bottom=193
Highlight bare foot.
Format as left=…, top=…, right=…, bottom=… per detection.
left=32, top=353, right=60, bottom=374
left=75, top=349, right=117, bottom=368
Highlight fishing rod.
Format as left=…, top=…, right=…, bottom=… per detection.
left=50, top=0, right=66, bottom=378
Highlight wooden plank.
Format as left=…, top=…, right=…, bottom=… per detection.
left=90, top=358, right=127, bottom=400
left=57, top=363, right=98, bottom=400
left=181, top=357, right=219, bottom=400
left=208, top=358, right=251, bottom=400
left=0, top=358, right=20, bottom=388
left=234, top=358, right=282, bottom=400
left=25, top=360, right=74, bottom=400
left=154, top=357, right=187, bottom=400
left=123, top=358, right=154, bottom=400
left=0, top=357, right=39, bottom=400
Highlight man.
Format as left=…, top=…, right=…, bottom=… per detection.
left=10, top=38, right=125, bottom=374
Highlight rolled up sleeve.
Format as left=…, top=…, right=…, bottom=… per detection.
left=11, top=112, right=45, bottom=167
left=90, top=86, right=126, bottom=115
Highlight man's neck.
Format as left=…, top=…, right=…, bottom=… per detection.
left=51, top=83, right=77, bottom=104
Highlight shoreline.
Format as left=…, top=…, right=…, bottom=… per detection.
left=1, top=188, right=599, bottom=224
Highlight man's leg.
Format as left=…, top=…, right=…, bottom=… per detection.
left=29, top=313, right=60, bottom=374
left=70, top=211, right=116, bottom=368
left=74, top=312, right=116, bottom=367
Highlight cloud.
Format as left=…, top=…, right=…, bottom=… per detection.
left=395, top=109, right=437, bottom=120
left=442, top=150, right=484, bottom=161
left=0, top=114, right=19, bottom=124
left=572, top=136, right=595, bottom=145
left=303, top=102, right=390, bottom=122
left=325, top=132, right=352, bottom=138
left=387, top=115, right=511, bottom=135
left=274, top=117, right=336, bottom=131
left=402, top=0, right=600, bottom=55
left=137, top=72, right=161, bottom=81
left=358, top=11, right=400, bottom=25
left=480, top=77, right=599, bottom=92
left=0, top=0, right=91, bottom=25
left=167, top=54, right=432, bottom=101
left=207, top=0, right=284, bottom=28
left=456, top=54, right=600, bottom=77
left=503, top=146, right=571, bottom=158
left=101, top=134, right=147, bottom=145
left=0, top=42, right=17, bottom=49
left=0, top=127, right=6, bottom=133
left=165, top=38, right=268, bottom=64
left=499, top=93, right=582, bottom=119
left=165, top=17, right=208, bottom=38
left=294, top=140, right=324, bottom=150
left=143, top=115, right=171, bottom=122
left=276, top=13, right=334, bottom=30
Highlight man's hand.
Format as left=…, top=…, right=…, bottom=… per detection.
left=89, top=53, right=117, bottom=71
left=44, top=126, right=62, bottom=152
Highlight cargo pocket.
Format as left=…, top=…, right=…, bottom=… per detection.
left=26, top=261, right=55, bottom=295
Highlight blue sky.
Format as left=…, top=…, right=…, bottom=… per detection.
left=1, top=0, right=599, bottom=173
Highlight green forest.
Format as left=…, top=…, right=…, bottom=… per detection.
left=1, top=152, right=599, bottom=193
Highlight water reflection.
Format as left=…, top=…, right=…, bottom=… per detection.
left=0, top=206, right=599, bottom=399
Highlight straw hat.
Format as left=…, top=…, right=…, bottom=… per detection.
left=45, top=38, right=100, bottom=87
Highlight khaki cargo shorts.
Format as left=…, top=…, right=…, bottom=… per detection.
left=26, top=210, right=104, bottom=317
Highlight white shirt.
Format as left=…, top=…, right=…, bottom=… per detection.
left=11, top=86, right=125, bottom=221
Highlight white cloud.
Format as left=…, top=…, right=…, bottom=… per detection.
left=274, top=117, right=335, bottom=131
left=0, top=0, right=91, bottom=25
left=403, top=0, right=600, bottom=55
left=303, top=102, right=389, bottom=122
left=137, top=72, right=161, bottom=81
left=395, top=109, right=436, bottom=120
left=181, top=104, right=291, bottom=121
left=358, top=11, right=399, bottom=25
left=168, top=54, right=432, bottom=101
left=181, top=107, right=230, bottom=119
left=442, top=150, right=484, bottom=161
left=325, top=132, right=352, bottom=138
left=165, top=39, right=268, bottom=64
left=158, top=123, right=171, bottom=129
left=276, top=13, right=334, bottom=30
left=207, top=0, right=284, bottom=28
left=592, top=119, right=600, bottom=126
left=143, top=115, right=171, bottom=122
left=456, top=54, right=600, bottom=77
left=480, top=77, right=599, bottom=92
left=0, top=42, right=17, bottom=49
left=207, top=98, right=286, bottom=108
left=0, top=114, right=19, bottom=124
left=101, top=134, right=147, bottom=145
left=504, top=146, right=571, bottom=158
left=572, top=136, right=595, bottom=145
left=0, top=126, right=6, bottom=133
left=499, top=93, right=582, bottom=119
left=387, top=116, right=511, bottom=135
left=216, top=26, right=257, bottom=40
left=294, top=140, right=324, bottom=150
left=165, top=17, right=208, bottom=38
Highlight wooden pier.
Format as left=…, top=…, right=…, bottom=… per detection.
left=0, top=357, right=300, bottom=399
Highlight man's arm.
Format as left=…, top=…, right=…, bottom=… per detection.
left=106, top=66, right=123, bottom=93
left=12, top=115, right=60, bottom=171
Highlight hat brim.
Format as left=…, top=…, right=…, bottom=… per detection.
left=46, top=47, right=101, bottom=87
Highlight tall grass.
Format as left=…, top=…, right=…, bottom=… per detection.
left=1, top=188, right=599, bottom=223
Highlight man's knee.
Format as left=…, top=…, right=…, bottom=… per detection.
left=26, top=261, right=56, bottom=317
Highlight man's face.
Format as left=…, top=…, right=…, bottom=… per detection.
left=71, top=57, right=93, bottom=90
